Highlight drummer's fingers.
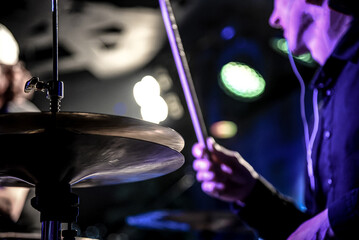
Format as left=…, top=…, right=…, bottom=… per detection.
left=192, top=137, right=217, bottom=159
left=193, top=158, right=212, bottom=171
left=201, top=181, right=225, bottom=196
left=193, top=156, right=233, bottom=177
left=205, top=137, right=237, bottom=164
left=196, top=167, right=232, bottom=186
left=192, top=142, right=205, bottom=158
left=196, top=171, right=214, bottom=182
left=206, top=137, right=215, bottom=151
left=220, top=163, right=233, bottom=174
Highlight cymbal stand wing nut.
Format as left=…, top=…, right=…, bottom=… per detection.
left=24, top=77, right=64, bottom=112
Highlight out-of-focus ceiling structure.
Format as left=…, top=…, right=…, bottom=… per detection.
left=1, top=0, right=177, bottom=78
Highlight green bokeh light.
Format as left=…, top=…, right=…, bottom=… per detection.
left=219, top=62, right=266, bottom=99
left=271, top=38, right=315, bottom=66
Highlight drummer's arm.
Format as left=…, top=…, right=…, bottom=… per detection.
left=0, top=187, right=29, bottom=222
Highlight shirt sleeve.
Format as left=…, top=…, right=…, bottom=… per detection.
left=231, top=176, right=310, bottom=240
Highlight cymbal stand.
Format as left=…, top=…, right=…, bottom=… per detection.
left=48, top=0, right=63, bottom=114
left=24, top=0, right=75, bottom=240
left=24, top=0, right=64, bottom=113
left=31, top=183, right=79, bottom=240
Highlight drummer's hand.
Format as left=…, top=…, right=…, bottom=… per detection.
left=192, top=137, right=259, bottom=205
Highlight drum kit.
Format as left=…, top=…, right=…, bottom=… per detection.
left=0, top=1, right=246, bottom=240
left=126, top=210, right=255, bottom=236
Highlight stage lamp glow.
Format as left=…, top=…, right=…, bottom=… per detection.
left=271, top=38, right=315, bottom=66
left=210, top=121, right=238, bottom=139
left=140, top=96, right=168, bottom=124
left=133, top=75, right=168, bottom=124
left=220, top=62, right=265, bottom=99
left=221, top=26, right=236, bottom=40
left=133, top=75, right=160, bottom=106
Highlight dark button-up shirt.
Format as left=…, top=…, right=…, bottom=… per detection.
left=309, top=18, right=359, bottom=239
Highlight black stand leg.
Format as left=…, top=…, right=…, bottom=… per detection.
left=41, top=221, right=61, bottom=240
left=62, top=222, right=77, bottom=240
left=31, top=183, right=79, bottom=240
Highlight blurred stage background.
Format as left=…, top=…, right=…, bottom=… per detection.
left=0, top=0, right=317, bottom=239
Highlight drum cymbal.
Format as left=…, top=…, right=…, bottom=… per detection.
left=0, top=112, right=185, bottom=187
left=126, top=210, right=251, bottom=233
left=0, top=232, right=95, bottom=240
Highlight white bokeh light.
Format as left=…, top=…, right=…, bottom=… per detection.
left=140, top=96, right=168, bottom=124
left=133, top=75, right=168, bottom=123
left=133, top=75, right=161, bottom=106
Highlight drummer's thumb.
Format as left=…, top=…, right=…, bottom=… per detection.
left=192, top=137, right=216, bottom=158
left=206, top=137, right=215, bottom=152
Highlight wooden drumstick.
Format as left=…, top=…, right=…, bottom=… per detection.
left=159, top=0, right=208, bottom=148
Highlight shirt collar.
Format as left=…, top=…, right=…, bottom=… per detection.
left=310, top=18, right=359, bottom=90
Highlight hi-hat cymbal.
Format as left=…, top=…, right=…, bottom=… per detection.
left=0, top=112, right=185, bottom=187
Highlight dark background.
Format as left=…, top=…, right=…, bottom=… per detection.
left=1, top=0, right=317, bottom=239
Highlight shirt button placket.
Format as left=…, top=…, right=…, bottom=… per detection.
left=324, top=129, right=332, bottom=188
